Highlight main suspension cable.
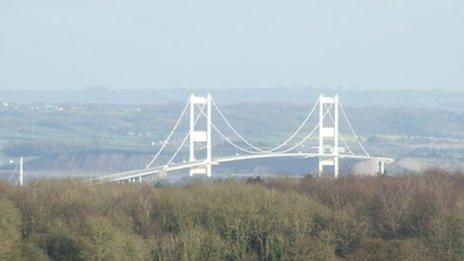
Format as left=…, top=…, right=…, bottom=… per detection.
left=165, top=104, right=206, bottom=166
left=339, top=102, right=370, bottom=157
left=7, top=162, right=19, bottom=183
left=197, top=109, right=261, bottom=155
left=211, top=98, right=319, bottom=153
left=210, top=101, right=330, bottom=155
left=146, top=99, right=191, bottom=168
left=212, top=123, right=263, bottom=155
left=278, top=104, right=333, bottom=154
left=325, top=107, right=355, bottom=156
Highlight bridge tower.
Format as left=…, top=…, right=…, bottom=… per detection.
left=318, top=95, right=340, bottom=177
left=189, top=94, right=212, bottom=177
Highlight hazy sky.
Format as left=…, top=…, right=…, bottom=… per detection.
left=0, top=0, right=463, bottom=90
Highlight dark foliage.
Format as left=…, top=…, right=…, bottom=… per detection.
left=1, top=170, right=464, bottom=260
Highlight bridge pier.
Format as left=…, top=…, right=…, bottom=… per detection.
left=319, top=156, right=339, bottom=177
left=378, top=160, right=386, bottom=175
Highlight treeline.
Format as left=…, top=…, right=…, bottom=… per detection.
left=2, top=170, right=464, bottom=260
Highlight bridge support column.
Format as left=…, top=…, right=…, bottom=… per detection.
left=189, top=94, right=212, bottom=177
left=318, top=95, right=340, bottom=177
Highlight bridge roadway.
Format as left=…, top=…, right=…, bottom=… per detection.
left=94, top=153, right=393, bottom=183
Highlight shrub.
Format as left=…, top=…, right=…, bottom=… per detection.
left=0, top=197, right=21, bottom=258
left=3, top=171, right=464, bottom=259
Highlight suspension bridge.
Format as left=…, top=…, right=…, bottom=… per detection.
left=95, top=94, right=393, bottom=183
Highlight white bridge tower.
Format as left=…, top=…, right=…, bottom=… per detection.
left=318, top=95, right=340, bottom=177
left=189, top=94, right=212, bottom=177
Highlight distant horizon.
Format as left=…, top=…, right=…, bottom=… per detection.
left=1, top=86, right=463, bottom=110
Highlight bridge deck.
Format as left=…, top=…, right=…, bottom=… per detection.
left=94, top=153, right=393, bottom=183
